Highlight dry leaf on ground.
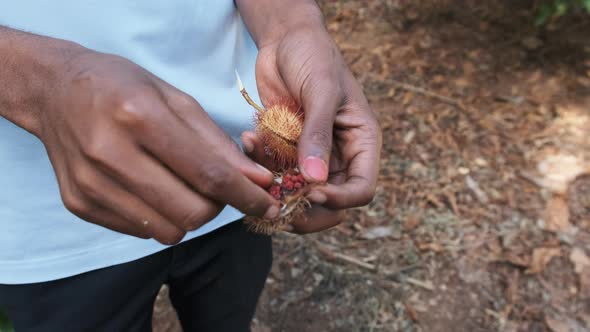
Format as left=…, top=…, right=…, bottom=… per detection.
left=570, top=248, right=590, bottom=274
left=545, top=315, right=589, bottom=332
left=526, top=247, right=561, bottom=274
left=544, top=195, right=572, bottom=232
left=534, top=153, right=587, bottom=194
left=403, top=214, right=421, bottom=231
left=362, top=226, right=393, bottom=240
left=545, top=316, right=571, bottom=332
left=570, top=248, right=590, bottom=298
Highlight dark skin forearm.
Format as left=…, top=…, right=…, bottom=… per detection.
left=235, top=0, right=324, bottom=47
left=0, top=26, right=84, bottom=136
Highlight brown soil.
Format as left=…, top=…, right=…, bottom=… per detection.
left=154, top=1, right=590, bottom=331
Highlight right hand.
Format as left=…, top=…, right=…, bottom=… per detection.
left=36, top=50, right=280, bottom=245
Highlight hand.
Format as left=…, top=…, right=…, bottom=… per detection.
left=241, top=21, right=382, bottom=233
left=38, top=50, right=280, bottom=244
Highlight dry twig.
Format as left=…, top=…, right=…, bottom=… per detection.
left=405, top=277, right=435, bottom=291
left=313, top=240, right=377, bottom=271
left=389, top=79, right=466, bottom=110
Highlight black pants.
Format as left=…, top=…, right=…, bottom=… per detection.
left=0, top=221, right=272, bottom=332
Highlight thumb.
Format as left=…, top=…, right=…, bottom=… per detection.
left=298, top=84, right=341, bottom=183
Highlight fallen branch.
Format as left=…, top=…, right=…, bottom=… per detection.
left=385, top=263, right=423, bottom=281
left=405, top=277, right=434, bottom=291
left=390, top=79, right=466, bottom=110
left=313, top=240, right=377, bottom=271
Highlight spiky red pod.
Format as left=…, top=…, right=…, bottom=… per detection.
left=236, top=71, right=311, bottom=234
left=255, top=102, right=303, bottom=170
left=245, top=170, right=312, bottom=235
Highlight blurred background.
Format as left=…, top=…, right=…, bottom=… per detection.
left=3, top=1, right=590, bottom=331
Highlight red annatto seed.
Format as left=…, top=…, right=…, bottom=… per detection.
left=295, top=174, right=305, bottom=183
left=294, top=182, right=302, bottom=189
left=269, top=185, right=281, bottom=195
left=284, top=182, right=294, bottom=190
left=269, top=188, right=281, bottom=199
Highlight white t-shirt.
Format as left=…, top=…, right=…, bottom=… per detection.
left=0, top=0, right=261, bottom=284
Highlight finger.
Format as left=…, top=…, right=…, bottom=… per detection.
left=312, top=76, right=381, bottom=209
left=123, top=95, right=280, bottom=219
left=275, top=54, right=344, bottom=183
left=255, top=47, right=291, bottom=103
left=240, top=131, right=276, bottom=170
left=86, top=142, right=225, bottom=231
left=74, top=200, right=151, bottom=239
left=56, top=158, right=150, bottom=238
left=320, top=147, right=379, bottom=209
left=289, top=205, right=345, bottom=234
left=156, top=79, right=274, bottom=188
left=316, top=175, right=376, bottom=210
left=241, top=131, right=255, bottom=155
left=69, top=163, right=187, bottom=245
left=297, top=81, right=340, bottom=183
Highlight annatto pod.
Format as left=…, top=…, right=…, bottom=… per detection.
left=235, top=71, right=312, bottom=234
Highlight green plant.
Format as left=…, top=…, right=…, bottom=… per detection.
left=0, top=308, right=14, bottom=332
left=536, top=0, right=590, bottom=25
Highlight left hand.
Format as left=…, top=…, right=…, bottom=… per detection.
left=240, top=21, right=382, bottom=234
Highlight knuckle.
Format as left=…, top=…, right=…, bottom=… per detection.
left=311, top=85, right=344, bottom=108
left=352, top=105, right=379, bottom=130
left=334, top=210, right=346, bottom=224
left=299, top=64, right=343, bottom=104
left=72, top=167, right=100, bottom=200
left=306, top=129, right=333, bottom=152
left=241, top=196, right=270, bottom=217
left=357, top=186, right=377, bottom=206
left=247, top=199, right=264, bottom=213
left=311, top=73, right=344, bottom=98
left=180, top=210, right=203, bottom=231
left=366, top=115, right=382, bottom=141
left=158, top=229, right=186, bottom=245
left=111, top=86, right=159, bottom=130
left=312, top=67, right=339, bottom=85
left=83, top=136, right=116, bottom=166
left=374, top=122, right=383, bottom=143
left=179, top=205, right=220, bottom=231
left=62, top=192, right=90, bottom=217
left=129, top=226, right=152, bottom=240
left=170, top=92, right=197, bottom=110
left=135, top=232, right=151, bottom=240
left=113, top=98, right=149, bottom=129
left=199, top=165, right=234, bottom=197
left=363, top=126, right=382, bottom=148
left=366, top=111, right=379, bottom=129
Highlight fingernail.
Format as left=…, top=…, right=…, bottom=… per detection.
left=307, top=190, right=327, bottom=205
left=256, top=163, right=273, bottom=176
left=264, top=204, right=280, bottom=219
left=242, top=140, right=254, bottom=153
left=302, top=156, right=328, bottom=182
left=282, top=224, right=294, bottom=232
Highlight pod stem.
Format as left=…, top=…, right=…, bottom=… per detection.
left=235, top=70, right=265, bottom=113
